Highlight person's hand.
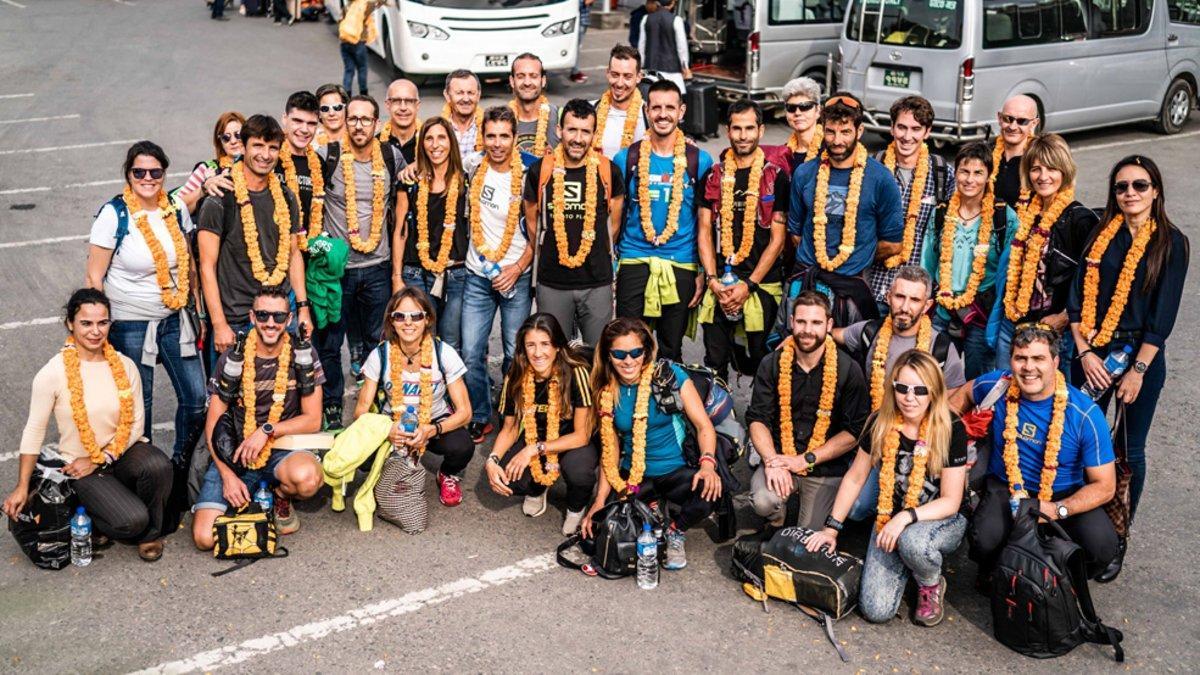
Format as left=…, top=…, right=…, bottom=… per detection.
left=1116, top=369, right=1143, bottom=404
left=219, top=465, right=250, bottom=508
left=505, top=447, right=534, bottom=483
left=1080, top=351, right=1112, bottom=393
left=388, top=421, right=411, bottom=448
left=233, top=428, right=269, bottom=466
left=875, top=514, right=909, bottom=553
left=407, top=423, right=436, bottom=451
left=203, top=172, right=234, bottom=198
left=719, top=282, right=750, bottom=314
left=688, top=274, right=705, bottom=308
left=683, top=67, right=693, bottom=81
left=1038, top=500, right=1060, bottom=521
left=398, top=163, right=420, bottom=184
left=580, top=501, right=604, bottom=539
left=764, top=465, right=793, bottom=502
left=2, top=485, right=29, bottom=521
left=692, top=464, right=722, bottom=501
left=486, top=459, right=513, bottom=497
left=1042, top=311, right=1069, bottom=332
left=765, top=453, right=802, bottom=474
left=297, top=307, right=312, bottom=336
left=806, top=528, right=838, bottom=553
left=213, top=323, right=236, bottom=354
left=62, top=457, right=99, bottom=480
left=493, top=264, right=523, bottom=294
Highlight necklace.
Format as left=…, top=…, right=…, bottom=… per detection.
left=231, top=160, right=292, bottom=286
left=936, top=189, right=995, bottom=311
left=1080, top=214, right=1156, bottom=347
left=875, top=418, right=930, bottom=532
left=880, top=142, right=932, bottom=268
left=1003, top=188, right=1075, bottom=321
left=469, top=151, right=525, bottom=262
left=777, top=336, right=839, bottom=465
left=717, top=148, right=765, bottom=266
left=636, top=131, right=688, bottom=246
left=62, top=337, right=135, bottom=465
left=811, top=145, right=868, bottom=271
left=122, top=186, right=190, bottom=310
left=509, top=96, right=551, bottom=156
left=341, top=140, right=388, bottom=253
left=550, top=145, right=600, bottom=268
left=594, top=89, right=642, bottom=153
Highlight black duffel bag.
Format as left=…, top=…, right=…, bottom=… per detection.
left=556, top=497, right=664, bottom=579
left=8, top=450, right=77, bottom=571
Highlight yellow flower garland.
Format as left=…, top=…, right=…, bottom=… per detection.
left=240, top=330, right=292, bottom=470
left=812, top=144, right=868, bottom=271
left=232, top=160, right=292, bottom=286
left=341, top=139, right=388, bottom=254
left=1002, top=371, right=1068, bottom=501
left=550, top=145, right=600, bottom=268
left=881, top=142, right=932, bottom=268
left=379, top=120, right=422, bottom=148
left=875, top=417, right=930, bottom=532
left=1003, top=188, right=1075, bottom=321
left=443, top=103, right=484, bottom=152
left=278, top=147, right=325, bottom=251
left=936, top=188, right=996, bottom=311
left=718, top=147, right=765, bottom=266
left=523, top=370, right=561, bottom=487
left=388, top=335, right=435, bottom=456
left=869, top=315, right=932, bottom=410
left=598, top=364, right=654, bottom=493
left=219, top=156, right=233, bottom=170
left=593, top=89, right=642, bottom=153
left=415, top=172, right=461, bottom=274
left=786, top=124, right=823, bottom=160
left=62, top=337, right=135, bottom=466
left=637, top=130, right=687, bottom=246
left=122, top=186, right=190, bottom=310
left=777, top=336, right=839, bottom=464
left=469, top=149, right=525, bottom=262
left=509, top=96, right=551, bottom=157
left=1080, top=214, right=1157, bottom=348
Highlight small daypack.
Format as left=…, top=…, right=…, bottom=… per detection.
left=210, top=503, right=288, bottom=576
left=848, top=319, right=954, bottom=374
left=648, top=358, right=735, bottom=427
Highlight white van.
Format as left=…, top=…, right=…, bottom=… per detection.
left=837, top=0, right=1199, bottom=141
left=325, top=0, right=580, bottom=78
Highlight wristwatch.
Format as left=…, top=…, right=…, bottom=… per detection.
left=261, top=422, right=275, bottom=438
left=803, top=451, right=818, bottom=472
left=1133, top=360, right=1149, bottom=374
left=536, top=442, right=547, bottom=457
left=824, top=515, right=844, bottom=533
left=1055, top=502, right=1069, bottom=520
left=295, top=300, right=311, bottom=309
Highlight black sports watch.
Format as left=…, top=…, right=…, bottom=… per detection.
left=1133, top=360, right=1148, bottom=374
left=803, top=451, right=817, bottom=471
left=261, top=422, right=275, bottom=438
left=824, top=515, right=844, bottom=533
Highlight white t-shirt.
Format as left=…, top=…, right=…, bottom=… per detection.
left=89, top=199, right=194, bottom=321
left=465, top=162, right=529, bottom=276
left=594, top=100, right=648, bottom=159
left=361, top=340, right=467, bottom=420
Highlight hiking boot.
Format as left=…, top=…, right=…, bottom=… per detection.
left=275, top=497, right=300, bottom=535
left=437, top=472, right=463, bottom=507
left=914, top=576, right=947, bottom=626
left=523, top=492, right=548, bottom=517
left=468, top=421, right=494, bottom=444
left=663, top=526, right=687, bottom=570
left=562, top=509, right=585, bottom=536
left=323, top=403, right=344, bottom=432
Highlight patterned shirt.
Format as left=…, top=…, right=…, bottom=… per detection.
left=867, top=153, right=954, bottom=303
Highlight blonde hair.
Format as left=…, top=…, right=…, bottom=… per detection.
left=869, top=350, right=953, bottom=478
left=1020, top=133, right=1076, bottom=193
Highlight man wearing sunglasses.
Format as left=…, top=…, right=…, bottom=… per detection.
left=746, top=291, right=869, bottom=531
left=993, top=94, right=1040, bottom=209
left=381, top=78, right=421, bottom=164
left=315, top=83, right=349, bottom=147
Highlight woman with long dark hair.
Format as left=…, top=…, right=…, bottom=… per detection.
left=485, top=313, right=596, bottom=535
left=1067, top=154, right=1189, bottom=581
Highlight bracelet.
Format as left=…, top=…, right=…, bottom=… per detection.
left=295, top=300, right=311, bottom=309
left=905, top=507, right=919, bottom=524
left=536, top=442, right=547, bottom=458
left=698, top=454, right=717, bottom=468
left=434, top=420, right=443, bottom=438
left=1077, top=349, right=1095, bottom=361
left=487, top=454, right=501, bottom=466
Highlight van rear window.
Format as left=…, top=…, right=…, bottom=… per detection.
left=846, top=0, right=964, bottom=49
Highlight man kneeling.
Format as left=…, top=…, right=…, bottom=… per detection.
left=193, top=288, right=325, bottom=550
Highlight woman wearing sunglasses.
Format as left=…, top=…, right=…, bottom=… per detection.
left=780, top=77, right=823, bottom=173
left=485, top=314, right=596, bottom=535
left=175, top=111, right=245, bottom=214
left=85, top=141, right=206, bottom=470
left=1066, top=155, right=1189, bottom=582
left=580, top=317, right=721, bottom=571
left=807, top=350, right=967, bottom=627
left=354, top=288, right=474, bottom=508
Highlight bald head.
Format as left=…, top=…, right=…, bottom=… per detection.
left=385, top=79, right=421, bottom=132
left=997, top=94, right=1039, bottom=150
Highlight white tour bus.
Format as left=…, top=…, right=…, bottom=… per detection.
left=325, top=0, right=581, bottom=78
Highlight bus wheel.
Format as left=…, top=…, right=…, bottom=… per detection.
left=1154, top=78, right=1193, bottom=135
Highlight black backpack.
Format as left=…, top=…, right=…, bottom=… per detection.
left=990, top=500, right=1125, bottom=662
left=556, top=498, right=665, bottom=579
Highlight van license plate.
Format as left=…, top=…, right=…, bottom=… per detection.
left=486, top=55, right=509, bottom=67
left=884, top=69, right=910, bottom=89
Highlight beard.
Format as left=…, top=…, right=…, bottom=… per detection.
left=793, top=332, right=825, bottom=354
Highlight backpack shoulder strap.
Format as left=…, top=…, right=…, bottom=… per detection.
left=1064, top=545, right=1126, bottom=662
left=596, top=154, right=613, bottom=202
left=858, top=319, right=882, bottom=367
left=536, top=155, right=555, bottom=205
left=99, top=195, right=131, bottom=254
left=322, top=141, right=341, bottom=182
left=931, top=152, right=948, bottom=205
left=685, top=143, right=700, bottom=185
left=932, top=330, right=952, bottom=365
left=433, top=337, right=454, bottom=409
left=372, top=341, right=390, bottom=410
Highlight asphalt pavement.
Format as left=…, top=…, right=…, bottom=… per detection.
left=0, top=1, right=1198, bottom=673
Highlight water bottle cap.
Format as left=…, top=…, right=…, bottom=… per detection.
left=75, top=506, right=85, bottom=515
left=258, top=480, right=268, bottom=489
left=478, top=254, right=486, bottom=262
left=1123, top=345, right=1133, bottom=353
left=406, top=405, right=416, bottom=412
left=643, top=522, right=651, bottom=532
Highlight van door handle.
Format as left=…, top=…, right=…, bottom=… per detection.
left=1168, top=33, right=1179, bottom=42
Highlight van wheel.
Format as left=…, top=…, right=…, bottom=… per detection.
left=382, top=22, right=397, bottom=74
left=1154, top=78, right=1193, bottom=134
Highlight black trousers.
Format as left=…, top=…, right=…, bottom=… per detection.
left=425, top=427, right=475, bottom=476
left=72, top=441, right=172, bottom=543
left=501, top=443, right=598, bottom=512
left=633, top=465, right=714, bottom=532
left=702, top=288, right=779, bottom=381
left=969, top=476, right=1120, bottom=579
left=615, top=264, right=698, bottom=363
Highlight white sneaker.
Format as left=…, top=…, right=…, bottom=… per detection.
left=562, top=509, right=585, bottom=536
left=523, top=492, right=547, bottom=517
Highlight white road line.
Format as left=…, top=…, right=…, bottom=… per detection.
left=1072, top=128, right=1200, bottom=153
left=0, top=0, right=27, bottom=8
left=0, top=93, right=34, bottom=99
left=0, top=139, right=139, bottom=156
left=0, top=170, right=188, bottom=195
left=0, top=316, right=59, bottom=331
left=0, top=234, right=88, bottom=250
left=0, top=114, right=80, bottom=125
left=0, top=452, right=17, bottom=463
left=133, top=553, right=558, bottom=674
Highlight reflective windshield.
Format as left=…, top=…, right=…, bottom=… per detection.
left=406, top=0, right=567, bottom=7
left=846, top=0, right=964, bottom=49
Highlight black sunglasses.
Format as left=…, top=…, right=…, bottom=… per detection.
left=390, top=310, right=427, bottom=323
left=253, top=310, right=290, bottom=324
left=219, top=132, right=240, bottom=143
left=1113, top=179, right=1153, bottom=194
left=998, top=112, right=1035, bottom=127
left=609, top=347, right=645, bottom=361
left=785, top=101, right=819, bottom=114
left=892, top=381, right=930, bottom=397
left=130, top=168, right=165, bottom=180
left=320, top=104, right=345, bottom=113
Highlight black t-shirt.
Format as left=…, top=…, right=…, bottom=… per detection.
left=273, top=153, right=314, bottom=232
left=994, top=153, right=1023, bottom=210
left=401, top=172, right=470, bottom=268
left=498, top=365, right=593, bottom=440
left=523, top=158, right=626, bottom=290
left=858, top=415, right=968, bottom=512
left=384, top=133, right=418, bottom=166
left=208, top=349, right=327, bottom=426
left=698, top=165, right=790, bottom=283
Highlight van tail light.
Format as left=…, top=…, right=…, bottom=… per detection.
left=748, top=31, right=760, bottom=73
left=959, top=57, right=975, bottom=102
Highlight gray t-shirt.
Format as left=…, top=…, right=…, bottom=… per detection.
left=842, top=319, right=966, bottom=390
left=515, top=103, right=560, bottom=154
left=319, top=144, right=406, bottom=269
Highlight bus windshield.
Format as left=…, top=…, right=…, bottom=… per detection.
left=846, top=0, right=964, bottom=49
left=406, top=0, right=567, bottom=7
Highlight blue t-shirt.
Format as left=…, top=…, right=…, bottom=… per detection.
left=613, top=363, right=690, bottom=478
left=974, top=369, right=1114, bottom=494
left=613, top=145, right=715, bottom=263
left=787, top=155, right=904, bottom=276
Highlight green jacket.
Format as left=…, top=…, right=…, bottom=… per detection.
left=304, top=234, right=350, bottom=329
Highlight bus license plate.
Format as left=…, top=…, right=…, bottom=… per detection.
left=486, top=54, right=509, bottom=67
left=884, top=69, right=910, bottom=89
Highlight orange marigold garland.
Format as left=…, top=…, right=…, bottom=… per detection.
left=240, top=330, right=292, bottom=470
left=637, top=130, right=687, bottom=246
left=278, top=147, right=325, bottom=250
left=881, top=142, right=932, bottom=268
left=869, top=315, right=932, bottom=410
left=812, top=144, right=868, bottom=271
left=598, top=364, right=653, bottom=493
left=875, top=417, right=931, bottom=531
left=718, top=147, right=765, bottom=266
left=232, top=160, right=292, bottom=286
left=1080, top=214, right=1156, bottom=348
left=550, top=145, right=600, bottom=268
left=342, top=139, right=388, bottom=253
left=786, top=124, right=823, bottom=160
left=122, top=186, right=190, bottom=310
left=522, top=370, right=561, bottom=487
left=593, top=89, right=642, bottom=153
left=469, top=148, right=525, bottom=262
left=1002, top=371, right=1067, bottom=501
left=1003, top=188, right=1075, bottom=321
left=62, top=337, right=135, bottom=465
left=388, top=335, right=435, bottom=455
left=415, top=171, right=461, bottom=274
left=936, top=188, right=995, bottom=311
left=509, top=96, right=551, bottom=156
left=777, top=336, right=839, bottom=465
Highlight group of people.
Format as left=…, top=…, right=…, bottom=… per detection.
left=2, top=44, right=1189, bottom=632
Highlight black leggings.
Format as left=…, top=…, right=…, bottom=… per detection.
left=702, top=288, right=779, bottom=381
left=615, top=264, right=698, bottom=362
left=501, top=443, right=598, bottom=512
left=969, top=476, right=1119, bottom=579
left=71, top=441, right=172, bottom=543
left=425, top=427, right=475, bottom=476
left=633, top=465, right=714, bottom=532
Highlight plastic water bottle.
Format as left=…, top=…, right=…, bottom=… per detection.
left=293, top=324, right=317, bottom=395
left=719, top=265, right=743, bottom=322
left=480, top=255, right=517, bottom=299
left=1081, top=345, right=1133, bottom=399
left=70, top=506, right=92, bottom=567
left=254, top=480, right=274, bottom=514
left=636, top=522, right=659, bottom=590
left=215, top=332, right=247, bottom=400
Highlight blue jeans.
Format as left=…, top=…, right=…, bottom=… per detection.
left=461, top=270, right=533, bottom=424
left=108, top=314, right=208, bottom=464
left=401, top=264, right=468, bottom=353
left=317, top=261, right=393, bottom=407
left=193, top=450, right=304, bottom=512
left=993, top=318, right=1074, bottom=375
left=933, top=313, right=995, bottom=381
left=848, top=465, right=881, bottom=522
left=859, top=514, right=966, bottom=623
left=341, top=41, right=369, bottom=95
